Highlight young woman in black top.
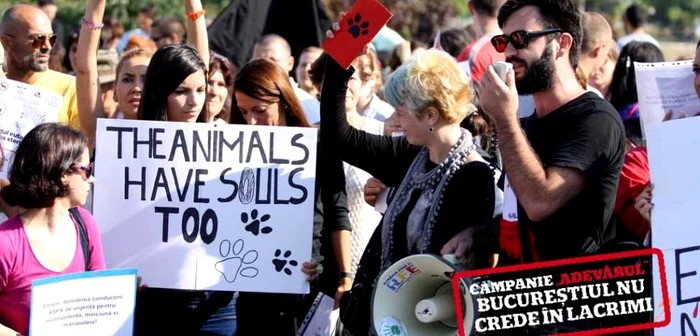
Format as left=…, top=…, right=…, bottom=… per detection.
left=322, top=39, right=501, bottom=333
left=229, top=58, right=351, bottom=336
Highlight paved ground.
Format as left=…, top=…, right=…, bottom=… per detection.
left=659, top=41, right=696, bottom=61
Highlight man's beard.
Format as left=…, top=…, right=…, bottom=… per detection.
left=511, top=46, right=556, bottom=95
left=24, top=50, right=49, bottom=72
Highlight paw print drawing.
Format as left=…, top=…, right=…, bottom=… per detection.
left=241, top=209, right=272, bottom=236
left=214, top=239, right=259, bottom=283
left=347, top=13, right=370, bottom=38
left=272, top=249, right=298, bottom=276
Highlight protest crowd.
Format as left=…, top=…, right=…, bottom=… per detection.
left=0, top=0, right=691, bottom=334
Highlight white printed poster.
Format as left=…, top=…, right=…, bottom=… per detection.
left=30, top=268, right=137, bottom=336
left=638, top=65, right=700, bottom=335
left=93, top=119, right=317, bottom=294
left=635, top=61, right=700, bottom=133
left=0, top=78, right=62, bottom=179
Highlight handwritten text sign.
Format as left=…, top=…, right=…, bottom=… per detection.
left=30, top=268, right=137, bottom=336
left=646, top=117, right=700, bottom=335
left=0, top=78, right=61, bottom=179
left=93, top=119, right=317, bottom=294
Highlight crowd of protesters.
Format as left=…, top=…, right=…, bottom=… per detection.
left=0, top=0, right=691, bottom=335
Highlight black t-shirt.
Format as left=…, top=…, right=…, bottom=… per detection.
left=518, top=92, right=625, bottom=261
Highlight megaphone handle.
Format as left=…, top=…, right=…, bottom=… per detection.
left=442, top=253, right=459, bottom=265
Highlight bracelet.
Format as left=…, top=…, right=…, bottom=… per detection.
left=186, top=10, right=205, bottom=21
left=339, top=272, right=354, bottom=280
left=81, top=17, right=104, bottom=30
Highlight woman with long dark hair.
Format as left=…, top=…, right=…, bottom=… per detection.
left=230, top=58, right=351, bottom=336
left=76, top=0, right=208, bottom=144
left=137, top=44, right=208, bottom=122
left=609, top=41, right=664, bottom=148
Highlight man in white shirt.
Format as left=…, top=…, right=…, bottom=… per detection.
left=579, top=12, right=612, bottom=99
left=617, top=3, right=659, bottom=50
left=252, top=34, right=321, bottom=125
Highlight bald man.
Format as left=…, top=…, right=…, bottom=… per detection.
left=580, top=12, right=613, bottom=98
left=252, top=34, right=321, bottom=125
left=0, top=4, right=80, bottom=129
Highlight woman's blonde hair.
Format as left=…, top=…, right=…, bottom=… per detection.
left=351, top=49, right=383, bottom=92
left=383, top=49, right=472, bottom=124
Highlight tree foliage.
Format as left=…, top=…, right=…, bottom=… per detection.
left=2, top=0, right=697, bottom=44
left=0, top=0, right=230, bottom=36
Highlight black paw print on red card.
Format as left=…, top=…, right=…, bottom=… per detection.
left=347, top=13, right=370, bottom=38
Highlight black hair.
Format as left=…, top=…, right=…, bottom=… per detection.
left=63, top=28, right=79, bottom=72
left=37, top=0, right=56, bottom=7
left=137, top=44, right=208, bottom=121
left=624, top=118, right=643, bottom=148
left=431, top=28, right=472, bottom=58
left=1, top=123, right=88, bottom=208
left=498, top=0, right=583, bottom=69
left=471, top=0, right=506, bottom=17
left=624, top=4, right=646, bottom=29
left=609, top=41, right=665, bottom=111
left=153, top=17, right=185, bottom=40
left=139, top=4, right=157, bottom=19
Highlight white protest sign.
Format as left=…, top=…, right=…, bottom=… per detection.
left=29, top=268, right=137, bottom=336
left=0, top=78, right=62, bottom=179
left=93, top=119, right=317, bottom=294
left=647, top=118, right=700, bottom=335
left=635, top=61, right=700, bottom=135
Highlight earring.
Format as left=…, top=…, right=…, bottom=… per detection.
left=429, top=126, right=434, bottom=132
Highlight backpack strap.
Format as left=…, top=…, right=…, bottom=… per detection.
left=69, top=207, right=91, bottom=271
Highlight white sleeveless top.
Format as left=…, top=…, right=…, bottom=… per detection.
left=345, top=117, right=385, bottom=274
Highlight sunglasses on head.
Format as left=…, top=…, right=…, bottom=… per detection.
left=72, top=163, right=93, bottom=180
left=491, top=29, right=563, bottom=53
left=5, top=33, right=58, bottom=49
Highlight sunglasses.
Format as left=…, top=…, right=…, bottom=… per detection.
left=491, top=29, right=563, bottom=53
left=5, top=33, right=58, bottom=49
left=72, top=163, right=93, bottom=180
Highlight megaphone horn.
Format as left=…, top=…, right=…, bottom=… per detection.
left=371, top=254, right=479, bottom=336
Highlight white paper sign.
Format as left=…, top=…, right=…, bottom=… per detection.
left=93, top=119, right=317, bottom=294
left=646, top=114, right=700, bottom=335
left=297, top=293, right=339, bottom=336
left=29, top=268, right=137, bottom=336
left=635, top=61, right=700, bottom=134
left=0, top=78, right=62, bottom=179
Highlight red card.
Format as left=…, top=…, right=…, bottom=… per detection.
left=322, top=0, right=393, bottom=69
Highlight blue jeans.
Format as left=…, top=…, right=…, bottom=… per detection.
left=134, top=289, right=238, bottom=336
left=193, top=292, right=238, bottom=336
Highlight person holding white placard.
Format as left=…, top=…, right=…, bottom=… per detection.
left=617, top=40, right=700, bottom=244
left=101, top=1, right=241, bottom=335
left=0, top=123, right=106, bottom=336
left=229, top=57, right=351, bottom=336
left=0, top=5, right=80, bottom=130
left=609, top=41, right=665, bottom=149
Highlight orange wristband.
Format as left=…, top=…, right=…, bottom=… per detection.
left=187, top=10, right=205, bottom=21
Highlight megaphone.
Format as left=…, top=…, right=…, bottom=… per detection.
left=371, top=254, right=478, bottom=336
